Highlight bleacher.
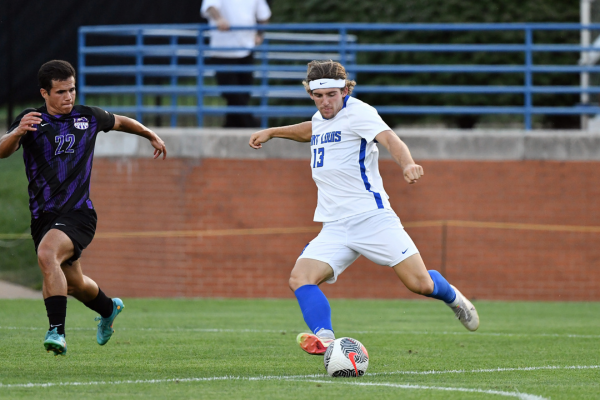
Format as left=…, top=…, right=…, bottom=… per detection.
left=79, top=23, right=600, bottom=129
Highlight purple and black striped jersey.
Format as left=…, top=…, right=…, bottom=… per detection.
left=9, top=105, right=115, bottom=219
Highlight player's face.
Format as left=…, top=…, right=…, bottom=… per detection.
left=310, top=87, right=349, bottom=119
left=41, top=77, right=76, bottom=115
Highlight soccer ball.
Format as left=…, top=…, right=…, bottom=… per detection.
left=323, top=337, right=369, bottom=377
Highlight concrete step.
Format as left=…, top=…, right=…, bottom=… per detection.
left=0, top=280, right=42, bottom=299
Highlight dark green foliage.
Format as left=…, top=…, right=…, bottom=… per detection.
left=271, top=0, right=580, bottom=128
left=0, top=150, right=41, bottom=289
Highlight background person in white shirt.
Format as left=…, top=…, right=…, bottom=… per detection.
left=200, top=0, right=271, bottom=127
left=249, top=60, right=479, bottom=355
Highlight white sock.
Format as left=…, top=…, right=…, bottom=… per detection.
left=315, top=328, right=335, bottom=340
left=447, top=291, right=460, bottom=308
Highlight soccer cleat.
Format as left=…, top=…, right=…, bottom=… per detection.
left=95, top=298, right=124, bottom=345
left=449, top=285, right=479, bottom=331
left=44, top=328, right=67, bottom=356
left=296, top=332, right=334, bottom=355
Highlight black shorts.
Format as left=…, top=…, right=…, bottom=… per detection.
left=31, top=208, right=97, bottom=265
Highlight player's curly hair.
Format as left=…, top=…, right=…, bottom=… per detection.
left=38, top=60, right=76, bottom=93
left=302, top=60, right=356, bottom=95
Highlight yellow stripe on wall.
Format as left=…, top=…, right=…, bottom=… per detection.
left=2, top=219, right=600, bottom=241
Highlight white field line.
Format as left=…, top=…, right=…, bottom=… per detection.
left=347, top=330, right=600, bottom=339
left=1, top=326, right=599, bottom=339
left=368, top=365, right=600, bottom=377
left=0, top=365, right=597, bottom=390
left=295, top=379, right=548, bottom=400
left=0, top=374, right=322, bottom=389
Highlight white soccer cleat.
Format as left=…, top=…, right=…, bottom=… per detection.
left=448, top=285, right=479, bottom=331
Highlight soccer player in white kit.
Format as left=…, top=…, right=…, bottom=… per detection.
left=249, top=60, right=479, bottom=355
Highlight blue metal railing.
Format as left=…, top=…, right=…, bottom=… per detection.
left=78, top=23, right=600, bottom=130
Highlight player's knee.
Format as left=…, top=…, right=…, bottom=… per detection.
left=288, top=275, right=301, bottom=292
left=419, top=278, right=434, bottom=295
left=37, top=247, right=59, bottom=273
left=289, top=271, right=311, bottom=292
left=412, top=277, right=434, bottom=295
left=406, top=276, right=434, bottom=295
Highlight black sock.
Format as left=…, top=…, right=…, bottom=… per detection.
left=84, top=288, right=113, bottom=318
left=44, top=296, right=67, bottom=336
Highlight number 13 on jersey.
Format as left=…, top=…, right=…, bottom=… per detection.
left=313, top=147, right=324, bottom=168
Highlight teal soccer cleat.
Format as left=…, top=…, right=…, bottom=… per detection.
left=44, top=327, right=67, bottom=356
left=95, top=298, right=124, bottom=345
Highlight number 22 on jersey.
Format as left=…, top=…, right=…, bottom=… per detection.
left=55, top=134, right=76, bottom=155
left=313, top=147, right=324, bottom=168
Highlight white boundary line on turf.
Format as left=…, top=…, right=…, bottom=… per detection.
left=294, top=379, right=548, bottom=400
left=368, top=365, right=600, bottom=377
left=0, top=365, right=597, bottom=390
left=0, top=374, right=323, bottom=389
left=1, top=326, right=599, bottom=339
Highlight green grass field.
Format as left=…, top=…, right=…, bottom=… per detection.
left=0, top=298, right=598, bottom=399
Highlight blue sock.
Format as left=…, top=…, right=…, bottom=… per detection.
left=426, top=270, right=456, bottom=304
left=294, top=284, right=333, bottom=335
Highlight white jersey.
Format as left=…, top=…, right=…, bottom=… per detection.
left=310, top=96, right=392, bottom=222
left=200, top=0, right=272, bottom=58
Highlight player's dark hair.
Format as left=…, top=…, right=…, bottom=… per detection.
left=302, top=60, right=356, bottom=95
left=38, top=60, right=76, bottom=93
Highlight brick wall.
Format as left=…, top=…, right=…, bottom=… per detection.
left=82, top=158, right=600, bottom=301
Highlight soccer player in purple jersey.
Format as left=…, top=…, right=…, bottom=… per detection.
left=0, top=60, right=167, bottom=355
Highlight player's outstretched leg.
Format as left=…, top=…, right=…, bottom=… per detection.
left=95, top=298, right=125, bottom=345
left=427, top=271, right=479, bottom=331
left=294, top=285, right=334, bottom=355
left=290, top=259, right=336, bottom=355
left=62, top=261, right=124, bottom=345
left=393, top=255, right=479, bottom=331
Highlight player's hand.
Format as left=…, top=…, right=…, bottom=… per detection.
left=216, top=17, right=230, bottom=31
left=150, top=134, right=167, bottom=160
left=255, top=33, right=264, bottom=46
left=249, top=129, right=272, bottom=149
left=14, top=112, right=42, bottom=136
left=403, top=163, right=424, bottom=184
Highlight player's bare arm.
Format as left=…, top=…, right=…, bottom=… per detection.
left=249, top=121, right=312, bottom=149
left=113, top=115, right=167, bottom=160
left=0, top=112, right=42, bottom=158
left=206, top=6, right=230, bottom=31
left=256, top=19, right=269, bottom=46
left=375, top=129, right=424, bottom=184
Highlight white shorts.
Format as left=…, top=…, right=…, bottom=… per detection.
left=298, top=209, right=419, bottom=284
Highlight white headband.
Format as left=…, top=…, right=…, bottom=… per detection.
left=309, top=79, right=346, bottom=90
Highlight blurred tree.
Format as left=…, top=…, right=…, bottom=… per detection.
left=271, top=0, right=580, bottom=129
